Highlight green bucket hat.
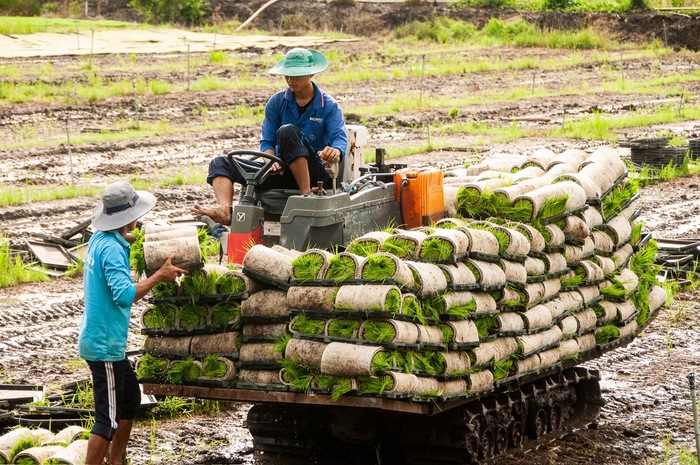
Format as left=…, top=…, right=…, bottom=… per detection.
left=269, top=48, right=328, bottom=77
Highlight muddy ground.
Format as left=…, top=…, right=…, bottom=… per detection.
left=3, top=5, right=700, bottom=465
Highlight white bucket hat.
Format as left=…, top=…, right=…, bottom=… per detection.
left=91, top=181, right=156, bottom=231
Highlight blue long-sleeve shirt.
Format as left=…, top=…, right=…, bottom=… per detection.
left=78, top=230, right=137, bottom=362
left=260, top=82, right=348, bottom=159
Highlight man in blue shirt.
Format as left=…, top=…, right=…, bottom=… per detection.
left=79, top=181, right=185, bottom=465
left=192, top=48, right=348, bottom=225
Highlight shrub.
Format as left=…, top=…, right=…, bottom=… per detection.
left=128, top=0, right=211, bottom=26
left=544, top=0, right=574, bottom=10
left=0, top=0, right=41, bottom=15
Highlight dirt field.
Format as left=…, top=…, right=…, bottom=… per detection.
left=2, top=5, right=700, bottom=465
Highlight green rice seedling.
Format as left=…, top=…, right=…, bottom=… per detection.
left=176, top=302, right=208, bottom=328
left=600, top=278, right=631, bottom=300
left=419, top=237, right=454, bottom=262
left=330, top=377, right=353, bottom=401
left=358, top=375, right=394, bottom=395
left=595, top=324, right=620, bottom=344
left=539, top=195, right=569, bottom=220
left=166, top=358, right=201, bottom=384
left=493, top=356, right=515, bottom=382
left=7, top=437, right=40, bottom=463
left=370, top=351, right=401, bottom=373
left=347, top=240, right=380, bottom=257
left=273, top=333, right=291, bottom=355
left=216, top=274, right=245, bottom=294
left=152, top=281, right=179, bottom=297
left=325, top=254, right=357, bottom=282
left=136, top=353, right=169, bottom=381
left=444, top=300, right=475, bottom=319
left=16, top=456, right=40, bottom=465
left=290, top=315, right=326, bottom=335
left=210, top=302, right=241, bottom=326
left=129, top=227, right=147, bottom=276
left=632, top=286, right=652, bottom=325
left=198, top=224, right=221, bottom=260
left=602, top=179, right=638, bottom=219
left=382, top=237, right=418, bottom=258
left=630, top=222, right=643, bottom=247
left=361, top=254, right=399, bottom=281
left=413, top=351, right=445, bottom=376
left=463, top=262, right=482, bottom=282
left=326, top=318, right=361, bottom=338
left=201, top=355, right=227, bottom=378
left=278, top=360, right=315, bottom=393
left=142, top=303, right=177, bottom=329
left=181, top=270, right=217, bottom=296
left=488, top=227, right=509, bottom=254
left=292, top=253, right=326, bottom=281
left=361, top=321, right=397, bottom=343
left=475, top=316, right=498, bottom=339
left=592, top=303, right=607, bottom=319
left=439, top=324, right=455, bottom=343
left=402, top=295, right=425, bottom=322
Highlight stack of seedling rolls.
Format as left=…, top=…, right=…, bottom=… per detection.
left=138, top=147, right=666, bottom=401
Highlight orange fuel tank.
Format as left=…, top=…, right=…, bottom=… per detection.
left=393, top=168, right=445, bottom=229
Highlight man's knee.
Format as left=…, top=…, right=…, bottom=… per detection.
left=276, top=124, right=301, bottom=141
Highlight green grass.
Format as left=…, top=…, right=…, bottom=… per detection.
left=0, top=16, right=140, bottom=35
left=0, top=236, right=49, bottom=288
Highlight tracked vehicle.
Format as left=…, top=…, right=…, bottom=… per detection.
left=141, top=126, right=664, bottom=463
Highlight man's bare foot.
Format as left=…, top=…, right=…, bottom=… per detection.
left=191, top=204, right=231, bottom=225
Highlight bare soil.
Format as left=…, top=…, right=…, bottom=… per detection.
left=2, top=5, right=700, bottom=465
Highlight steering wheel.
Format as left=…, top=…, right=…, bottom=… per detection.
left=226, top=150, right=287, bottom=188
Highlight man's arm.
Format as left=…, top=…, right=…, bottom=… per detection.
left=134, top=255, right=186, bottom=303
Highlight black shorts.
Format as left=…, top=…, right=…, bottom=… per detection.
left=87, top=359, right=141, bottom=441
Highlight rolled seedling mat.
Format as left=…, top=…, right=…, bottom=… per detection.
left=435, top=290, right=474, bottom=317
left=324, top=252, right=367, bottom=282
left=238, top=369, right=284, bottom=385
left=242, top=323, right=288, bottom=341
left=404, top=261, right=448, bottom=297
left=210, top=302, right=242, bottom=327
left=0, top=427, right=35, bottom=461
left=320, top=342, right=384, bottom=377
left=413, top=376, right=442, bottom=396
left=500, top=260, right=527, bottom=285
left=621, top=198, right=641, bottom=221
left=489, top=224, right=531, bottom=259
left=289, top=315, right=328, bottom=337
left=513, top=354, right=541, bottom=375
left=439, top=351, right=472, bottom=375
left=442, top=175, right=476, bottom=186
left=524, top=256, right=546, bottom=277
left=144, top=335, right=192, bottom=356
left=463, top=259, right=506, bottom=287
left=457, top=226, right=500, bottom=257
left=512, top=181, right=587, bottom=222
left=417, top=325, right=445, bottom=345
left=141, top=303, right=178, bottom=331
left=243, top=244, right=294, bottom=284
left=14, top=444, right=66, bottom=463
left=558, top=338, right=580, bottom=359
left=377, top=371, right=419, bottom=395
left=612, top=300, right=637, bottom=323
left=497, top=311, right=525, bottom=333
left=198, top=356, right=237, bottom=382
left=291, top=248, right=335, bottom=281
left=618, top=319, right=638, bottom=338
left=563, top=243, right=586, bottom=266
left=287, top=286, right=336, bottom=312
left=593, top=300, right=618, bottom=324
left=602, top=214, right=633, bottom=247
left=542, top=162, right=576, bottom=182
left=333, top=284, right=402, bottom=314
left=135, top=355, right=169, bottom=381
left=382, top=230, right=428, bottom=259
left=468, top=341, right=499, bottom=368
left=43, top=439, right=88, bottom=465
left=270, top=244, right=302, bottom=259
left=558, top=315, right=579, bottom=337
left=284, top=338, right=329, bottom=367
left=543, top=252, right=568, bottom=275
left=516, top=326, right=562, bottom=357
left=360, top=252, right=414, bottom=288
left=527, top=148, right=559, bottom=169
left=556, top=172, right=601, bottom=200
left=542, top=297, right=570, bottom=322
left=239, top=342, right=283, bottom=364
left=42, top=426, right=86, bottom=446
left=441, top=379, right=469, bottom=395
left=176, top=302, right=210, bottom=329
left=143, top=234, right=203, bottom=274
left=400, top=294, right=422, bottom=320
left=520, top=305, right=553, bottom=330
left=471, top=292, right=498, bottom=315
left=577, top=333, right=596, bottom=352
left=648, top=285, right=668, bottom=313
left=511, top=165, right=547, bottom=182
left=611, top=243, right=634, bottom=268
left=591, top=230, right=615, bottom=255
left=467, top=370, right=494, bottom=394
left=241, top=289, right=288, bottom=318
left=347, top=230, right=393, bottom=256
left=419, top=228, right=470, bottom=262
left=219, top=269, right=257, bottom=294
left=441, top=320, right=480, bottom=345
left=443, top=187, right=460, bottom=217
left=580, top=206, right=604, bottom=229
left=559, top=215, right=590, bottom=239
left=576, top=285, right=601, bottom=306
left=438, top=262, right=477, bottom=287
left=359, top=319, right=420, bottom=344
left=493, top=177, right=549, bottom=203
left=579, top=148, right=628, bottom=189
left=190, top=332, right=240, bottom=355
left=573, top=308, right=598, bottom=333
left=435, top=217, right=470, bottom=228
left=543, top=223, right=566, bottom=248
left=505, top=222, right=546, bottom=254
left=575, top=260, right=605, bottom=284
left=537, top=348, right=560, bottom=369
left=591, top=255, right=616, bottom=275
left=581, top=236, right=597, bottom=260
left=549, top=149, right=590, bottom=172
left=605, top=268, right=639, bottom=297
left=495, top=286, right=523, bottom=307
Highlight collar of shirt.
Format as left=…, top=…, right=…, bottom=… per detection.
left=284, top=81, right=324, bottom=110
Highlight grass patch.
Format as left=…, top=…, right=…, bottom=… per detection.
left=0, top=236, right=49, bottom=288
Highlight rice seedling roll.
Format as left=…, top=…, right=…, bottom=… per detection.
left=440, top=320, right=480, bottom=345
left=457, top=226, right=501, bottom=256
left=558, top=315, right=579, bottom=337
left=135, top=353, right=170, bottom=381
left=438, top=262, right=477, bottom=287
left=141, top=303, right=177, bottom=330
left=613, top=300, right=637, bottom=322
left=463, top=259, right=507, bottom=287
left=504, top=222, right=546, bottom=253
left=556, top=172, right=601, bottom=200
left=489, top=224, right=531, bottom=259
left=360, top=252, right=414, bottom=288
left=497, top=312, right=525, bottom=332
left=405, top=261, right=448, bottom=297
left=324, top=252, right=367, bottom=282
left=271, top=244, right=303, bottom=259
left=284, top=338, right=329, bottom=367
left=516, top=326, right=562, bottom=356
left=500, top=260, right=527, bottom=284
left=216, top=269, right=250, bottom=295
left=441, top=379, right=468, bottom=394
left=648, top=285, right=668, bottom=313
left=602, top=214, right=633, bottom=247
left=43, top=440, right=89, bottom=465
left=382, top=230, right=427, bottom=259
left=436, top=217, right=470, bottom=228
left=143, top=335, right=192, bottom=355
left=190, top=332, right=241, bottom=355
left=287, top=286, right=336, bottom=312
left=417, top=325, right=444, bottom=344
left=468, top=342, right=498, bottom=367
left=543, top=252, right=568, bottom=275
left=438, top=351, right=471, bottom=374
left=559, top=339, right=580, bottom=359
left=243, top=244, right=294, bottom=283
left=166, top=358, right=203, bottom=384
left=493, top=178, right=550, bottom=203
left=359, top=319, right=420, bottom=344
left=591, top=230, right=615, bottom=255
left=618, top=319, right=638, bottom=338
left=577, top=333, right=596, bottom=351
left=239, top=343, right=283, bottom=364
left=241, top=323, right=288, bottom=340
left=241, top=289, right=288, bottom=318
left=591, top=255, right=616, bottom=274
left=289, top=315, right=328, bottom=336
left=593, top=300, right=618, bottom=324
left=573, top=308, right=598, bottom=333
left=413, top=376, right=442, bottom=395
left=548, top=148, right=590, bottom=171
left=384, top=372, right=421, bottom=394
left=176, top=302, right=210, bottom=329
left=575, top=260, right=605, bottom=283
left=210, top=302, right=242, bottom=327
left=601, top=268, right=639, bottom=298
left=537, top=348, right=560, bottom=369
left=443, top=185, right=461, bottom=217
left=333, top=284, right=402, bottom=314
left=467, top=370, right=494, bottom=393
left=419, top=229, right=470, bottom=262
left=611, top=243, right=634, bottom=268
left=238, top=369, right=284, bottom=385
left=292, top=248, right=334, bottom=281
left=41, top=426, right=86, bottom=447
left=559, top=215, right=590, bottom=239
left=576, top=285, right=601, bottom=306
left=433, top=291, right=475, bottom=318
left=512, top=181, right=587, bottom=222
left=347, top=231, right=393, bottom=257
left=520, top=305, right=553, bottom=330
left=542, top=223, right=566, bottom=248
left=320, top=342, right=384, bottom=377
left=143, top=235, right=203, bottom=274
left=524, top=256, right=546, bottom=276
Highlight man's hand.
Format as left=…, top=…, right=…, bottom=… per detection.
left=318, top=146, right=341, bottom=165
left=156, top=255, right=187, bottom=282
